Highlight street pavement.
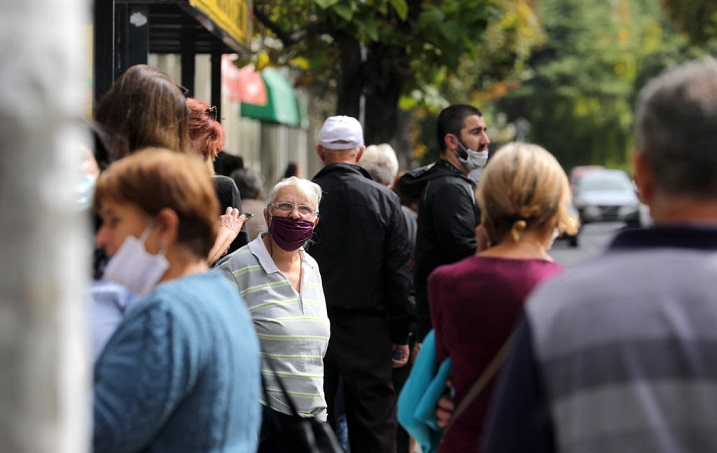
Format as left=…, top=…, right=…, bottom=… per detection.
left=550, top=221, right=626, bottom=269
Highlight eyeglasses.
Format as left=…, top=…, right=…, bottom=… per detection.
left=271, top=202, right=316, bottom=217
left=177, top=84, right=190, bottom=97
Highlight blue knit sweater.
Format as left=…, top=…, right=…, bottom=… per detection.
left=93, top=272, right=261, bottom=453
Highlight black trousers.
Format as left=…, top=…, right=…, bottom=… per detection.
left=324, top=314, right=397, bottom=453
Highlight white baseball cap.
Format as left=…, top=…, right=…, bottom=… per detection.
left=318, top=115, right=364, bottom=150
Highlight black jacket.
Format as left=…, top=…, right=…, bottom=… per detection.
left=213, top=176, right=249, bottom=256
left=397, top=160, right=480, bottom=341
left=311, top=163, right=416, bottom=344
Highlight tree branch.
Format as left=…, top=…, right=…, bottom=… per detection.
left=253, top=3, right=333, bottom=47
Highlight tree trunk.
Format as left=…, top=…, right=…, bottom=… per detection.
left=0, top=0, right=90, bottom=451
left=362, top=44, right=409, bottom=146
left=335, top=32, right=363, bottom=119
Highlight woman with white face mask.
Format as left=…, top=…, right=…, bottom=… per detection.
left=215, top=177, right=331, bottom=451
left=92, top=148, right=261, bottom=453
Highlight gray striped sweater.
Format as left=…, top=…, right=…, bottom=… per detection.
left=216, top=236, right=330, bottom=420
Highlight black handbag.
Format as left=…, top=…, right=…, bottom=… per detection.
left=259, top=360, right=343, bottom=453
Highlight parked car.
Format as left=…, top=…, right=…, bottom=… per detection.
left=572, top=169, right=640, bottom=223
left=555, top=201, right=581, bottom=247
left=569, top=165, right=605, bottom=189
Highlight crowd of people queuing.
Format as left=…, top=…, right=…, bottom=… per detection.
left=84, top=56, right=717, bottom=453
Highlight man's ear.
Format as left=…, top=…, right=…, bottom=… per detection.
left=315, top=144, right=325, bottom=163
left=355, top=145, right=366, bottom=164
left=633, top=152, right=653, bottom=204
left=444, top=133, right=458, bottom=151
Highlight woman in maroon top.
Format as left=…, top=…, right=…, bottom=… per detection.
left=428, top=142, right=577, bottom=452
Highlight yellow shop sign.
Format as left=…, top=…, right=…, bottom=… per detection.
left=189, top=0, right=251, bottom=46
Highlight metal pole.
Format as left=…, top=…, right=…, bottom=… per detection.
left=181, top=14, right=196, bottom=97
left=93, top=0, right=115, bottom=105
left=128, top=4, right=149, bottom=67
left=0, top=0, right=90, bottom=451
left=211, top=50, right=222, bottom=121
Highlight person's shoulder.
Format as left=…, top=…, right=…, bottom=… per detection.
left=430, top=172, right=472, bottom=190
left=215, top=243, right=254, bottom=269
left=213, top=175, right=239, bottom=193
left=429, top=255, right=476, bottom=282
left=524, top=254, right=625, bottom=325
left=151, top=272, right=227, bottom=298
left=301, top=250, right=321, bottom=270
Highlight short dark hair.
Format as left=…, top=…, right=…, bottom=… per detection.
left=214, top=151, right=244, bottom=176
left=436, top=104, right=482, bottom=153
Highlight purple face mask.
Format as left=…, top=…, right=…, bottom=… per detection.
left=269, top=216, right=315, bottom=251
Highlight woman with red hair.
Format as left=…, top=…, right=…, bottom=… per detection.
left=187, top=98, right=225, bottom=173
left=187, top=98, right=250, bottom=259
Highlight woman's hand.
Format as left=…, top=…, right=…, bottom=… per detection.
left=435, top=381, right=455, bottom=428
left=221, top=207, right=244, bottom=231
left=391, top=343, right=410, bottom=368
left=207, top=207, right=247, bottom=264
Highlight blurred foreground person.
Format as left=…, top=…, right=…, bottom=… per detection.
left=94, top=64, right=191, bottom=159
left=429, top=142, right=574, bottom=452
left=92, top=149, right=261, bottom=453
left=483, top=57, right=717, bottom=453
left=90, top=65, right=195, bottom=359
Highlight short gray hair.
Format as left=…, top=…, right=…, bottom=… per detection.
left=266, top=176, right=323, bottom=214
left=359, top=143, right=399, bottom=185
left=635, top=57, right=717, bottom=196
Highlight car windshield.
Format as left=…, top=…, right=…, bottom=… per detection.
left=579, top=173, right=633, bottom=192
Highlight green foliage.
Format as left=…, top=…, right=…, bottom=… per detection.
left=250, top=0, right=540, bottom=102
left=492, top=0, right=677, bottom=171
left=662, top=0, right=717, bottom=45
left=249, top=0, right=545, bottom=144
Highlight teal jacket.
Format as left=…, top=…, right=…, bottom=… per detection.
left=397, top=330, right=452, bottom=453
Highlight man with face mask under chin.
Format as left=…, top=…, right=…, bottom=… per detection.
left=310, top=115, right=416, bottom=453
left=397, top=104, right=490, bottom=349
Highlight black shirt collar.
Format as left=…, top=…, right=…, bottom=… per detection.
left=609, top=225, right=717, bottom=252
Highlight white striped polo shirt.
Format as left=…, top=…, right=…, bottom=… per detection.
left=215, top=235, right=330, bottom=420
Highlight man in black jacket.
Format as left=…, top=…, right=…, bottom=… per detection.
left=397, top=105, right=490, bottom=345
left=311, top=115, right=416, bottom=453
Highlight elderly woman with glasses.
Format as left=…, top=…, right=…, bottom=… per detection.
left=215, top=176, right=329, bottom=447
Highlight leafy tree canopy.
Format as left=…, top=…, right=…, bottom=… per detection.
left=661, top=0, right=717, bottom=45
left=244, top=0, right=543, bottom=144
left=492, top=0, right=679, bottom=171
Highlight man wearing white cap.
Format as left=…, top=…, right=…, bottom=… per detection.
left=311, top=115, right=416, bottom=452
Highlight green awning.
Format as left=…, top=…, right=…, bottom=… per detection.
left=240, top=68, right=303, bottom=128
